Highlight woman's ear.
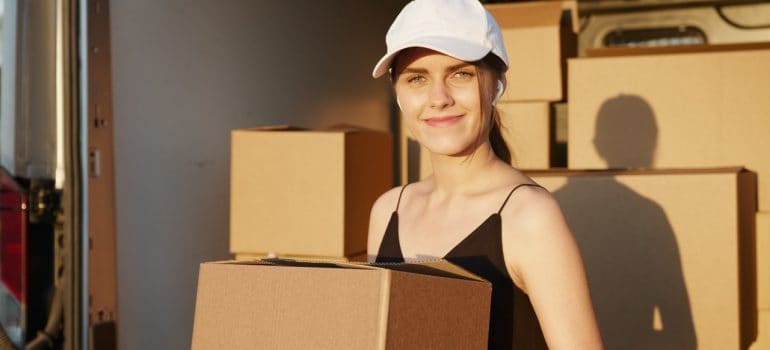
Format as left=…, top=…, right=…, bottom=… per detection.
left=492, top=79, right=505, bottom=106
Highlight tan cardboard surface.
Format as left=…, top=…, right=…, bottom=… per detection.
left=499, top=102, right=550, bottom=169
left=190, top=259, right=491, bottom=350
left=229, top=127, right=391, bottom=257
left=759, top=212, right=770, bottom=311
left=527, top=168, right=757, bottom=350
left=568, top=48, right=770, bottom=211
left=486, top=2, right=576, bottom=102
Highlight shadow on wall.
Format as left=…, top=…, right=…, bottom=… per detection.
left=553, top=95, right=697, bottom=349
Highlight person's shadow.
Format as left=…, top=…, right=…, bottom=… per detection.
left=552, top=95, right=697, bottom=349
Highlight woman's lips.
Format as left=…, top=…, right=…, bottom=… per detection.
left=424, top=114, right=463, bottom=127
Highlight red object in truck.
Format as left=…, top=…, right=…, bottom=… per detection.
left=0, top=167, right=27, bottom=304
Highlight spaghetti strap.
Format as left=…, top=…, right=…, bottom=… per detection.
left=497, top=183, right=544, bottom=214
left=395, top=184, right=410, bottom=212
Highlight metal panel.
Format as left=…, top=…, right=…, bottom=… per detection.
left=86, top=0, right=118, bottom=349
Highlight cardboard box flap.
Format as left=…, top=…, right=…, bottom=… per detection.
left=322, top=123, right=383, bottom=133
left=526, top=166, right=748, bottom=177
left=486, top=1, right=563, bottom=29
left=213, top=258, right=487, bottom=282
left=214, top=258, right=375, bottom=270
left=241, top=125, right=307, bottom=132
left=235, top=124, right=382, bottom=134
left=372, top=259, right=487, bottom=282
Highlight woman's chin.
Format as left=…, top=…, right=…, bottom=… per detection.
left=423, top=142, right=478, bottom=159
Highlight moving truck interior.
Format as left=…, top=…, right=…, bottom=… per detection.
left=0, top=0, right=769, bottom=349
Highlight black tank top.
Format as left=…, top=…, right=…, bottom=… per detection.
left=375, top=183, right=548, bottom=350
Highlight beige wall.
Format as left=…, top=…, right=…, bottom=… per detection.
left=109, top=1, right=406, bottom=349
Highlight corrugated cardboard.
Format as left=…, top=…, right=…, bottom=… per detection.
left=526, top=167, right=757, bottom=350
left=229, top=126, right=392, bottom=257
left=568, top=47, right=770, bottom=211
left=190, top=259, right=491, bottom=350
left=759, top=212, right=770, bottom=311
left=486, top=1, right=577, bottom=102
left=399, top=102, right=550, bottom=183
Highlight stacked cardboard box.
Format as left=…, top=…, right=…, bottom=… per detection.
left=191, top=259, right=492, bottom=350
left=567, top=44, right=770, bottom=348
left=229, top=126, right=392, bottom=261
left=568, top=45, right=770, bottom=210
left=527, top=168, right=757, bottom=350
left=399, top=1, right=577, bottom=182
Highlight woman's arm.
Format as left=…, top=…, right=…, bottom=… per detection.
left=502, top=188, right=604, bottom=350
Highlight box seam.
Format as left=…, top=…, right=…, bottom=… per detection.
left=377, top=271, right=391, bottom=350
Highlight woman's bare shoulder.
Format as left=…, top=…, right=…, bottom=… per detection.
left=370, top=186, right=404, bottom=216
left=498, top=182, right=570, bottom=280
left=500, top=183, right=571, bottom=250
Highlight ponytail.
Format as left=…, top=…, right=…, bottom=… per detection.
left=478, top=54, right=514, bottom=165
left=489, top=107, right=512, bottom=165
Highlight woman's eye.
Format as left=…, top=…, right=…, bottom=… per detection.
left=406, top=75, right=427, bottom=84
left=452, top=70, right=474, bottom=80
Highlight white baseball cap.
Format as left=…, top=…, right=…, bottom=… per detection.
left=372, top=0, right=509, bottom=79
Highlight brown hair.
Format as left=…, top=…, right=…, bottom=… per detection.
left=475, top=54, right=511, bottom=164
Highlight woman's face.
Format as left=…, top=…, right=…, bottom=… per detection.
left=393, top=48, right=492, bottom=158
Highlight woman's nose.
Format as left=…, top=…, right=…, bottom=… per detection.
left=429, top=80, right=454, bottom=109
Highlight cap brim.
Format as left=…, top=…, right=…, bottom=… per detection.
left=371, top=36, right=490, bottom=78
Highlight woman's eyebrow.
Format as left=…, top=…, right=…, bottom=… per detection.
left=401, top=67, right=429, bottom=74
left=446, top=63, right=474, bottom=71
left=401, top=63, right=474, bottom=75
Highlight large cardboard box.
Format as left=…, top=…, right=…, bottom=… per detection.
left=191, top=259, right=491, bottom=350
left=400, top=102, right=550, bottom=183
left=759, top=212, right=770, bottom=311
left=568, top=46, right=770, bottom=211
left=485, top=1, right=577, bottom=102
left=230, top=126, right=392, bottom=258
left=526, top=168, right=757, bottom=350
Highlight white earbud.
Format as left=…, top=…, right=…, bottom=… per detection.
left=396, top=96, right=402, bottom=110
left=492, top=79, right=505, bottom=106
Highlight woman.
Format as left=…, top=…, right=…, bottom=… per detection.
left=367, top=1, right=603, bottom=349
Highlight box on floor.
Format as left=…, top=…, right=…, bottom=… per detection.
left=190, top=259, right=491, bottom=350
left=527, top=167, right=757, bottom=350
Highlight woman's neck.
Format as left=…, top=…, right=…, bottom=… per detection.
left=428, top=141, right=500, bottom=196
